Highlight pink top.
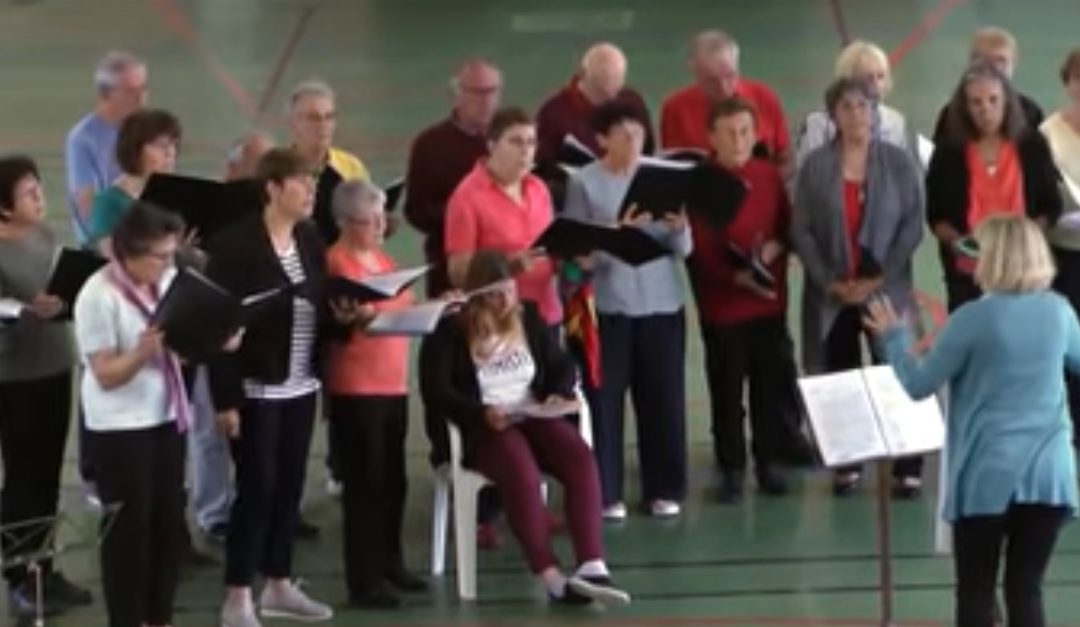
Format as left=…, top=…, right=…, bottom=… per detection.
left=325, top=244, right=414, bottom=396
left=444, top=162, right=561, bottom=324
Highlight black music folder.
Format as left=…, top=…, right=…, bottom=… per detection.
left=533, top=218, right=668, bottom=266
left=618, top=158, right=697, bottom=219
left=326, top=265, right=429, bottom=303
left=141, top=174, right=261, bottom=241
left=46, top=248, right=108, bottom=319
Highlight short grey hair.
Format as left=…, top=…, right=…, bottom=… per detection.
left=689, top=30, right=740, bottom=65
left=94, top=50, right=145, bottom=93
left=332, top=180, right=386, bottom=225
left=287, top=79, right=335, bottom=115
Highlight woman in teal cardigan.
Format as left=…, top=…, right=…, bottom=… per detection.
left=865, top=214, right=1079, bottom=627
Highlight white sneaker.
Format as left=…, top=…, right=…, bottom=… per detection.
left=325, top=478, right=343, bottom=498
left=649, top=499, right=681, bottom=518
left=602, top=502, right=627, bottom=521
left=259, top=580, right=333, bottom=622
left=221, top=598, right=262, bottom=627
left=567, top=575, right=632, bottom=607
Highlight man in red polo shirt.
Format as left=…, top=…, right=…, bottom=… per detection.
left=445, top=107, right=561, bottom=328
left=536, top=42, right=655, bottom=166
left=661, top=30, right=792, bottom=176
left=406, top=58, right=502, bottom=298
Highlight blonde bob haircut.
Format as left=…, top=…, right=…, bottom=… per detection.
left=973, top=215, right=1055, bottom=293
left=834, top=40, right=893, bottom=96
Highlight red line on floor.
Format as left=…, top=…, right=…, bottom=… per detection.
left=888, top=0, right=968, bottom=68
left=826, top=0, right=853, bottom=46
left=256, top=6, right=317, bottom=117
left=147, top=0, right=258, bottom=119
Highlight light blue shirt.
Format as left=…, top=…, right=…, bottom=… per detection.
left=65, top=113, right=121, bottom=245
left=563, top=161, right=692, bottom=317
left=883, top=291, right=1080, bottom=521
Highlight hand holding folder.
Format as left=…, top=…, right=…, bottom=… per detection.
left=326, top=265, right=429, bottom=303
left=533, top=218, right=669, bottom=266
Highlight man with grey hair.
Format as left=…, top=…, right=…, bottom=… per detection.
left=660, top=30, right=792, bottom=175
left=65, top=50, right=148, bottom=246
left=536, top=42, right=655, bottom=166
left=287, top=79, right=369, bottom=243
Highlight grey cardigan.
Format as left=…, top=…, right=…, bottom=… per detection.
left=791, top=139, right=925, bottom=373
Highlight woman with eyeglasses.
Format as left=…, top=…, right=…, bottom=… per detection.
left=420, top=250, right=630, bottom=608
left=73, top=201, right=188, bottom=627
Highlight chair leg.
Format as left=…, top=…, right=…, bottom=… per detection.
left=452, top=476, right=483, bottom=601
left=430, top=468, right=450, bottom=576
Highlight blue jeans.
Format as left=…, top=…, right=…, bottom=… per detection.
left=187, top=368, right=233, bottom=531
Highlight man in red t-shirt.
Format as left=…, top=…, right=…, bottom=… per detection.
left=686, top=97, right=803, bottom=503
left=660, top=30, right=792, bottom=177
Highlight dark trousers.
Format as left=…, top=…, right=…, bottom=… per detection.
left=326, top=410, right=342, bottom=482
left=78, top=404, right=95, bottom=482
left=329, top=395, right=408, bottom=597
left=0, top=372, right=72, bottom=587
left=594, top=311, right=687, bottom=505
left=225, top=393, right=316, bottom=586
left=473, top=419, right=603, bottom=573
left=95, top=423, right=186, bottom=627
left=824, top=306, right=922, bottom=479
left=953, top=503, right=1069, bottom=627
left=1052, top=247, right=1080, bottom=445
left=701, top=316, right=796, bottom=473
left=946, top=273, right=982, bottom=313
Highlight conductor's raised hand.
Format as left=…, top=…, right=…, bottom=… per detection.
left=862, top=295, right=902, bottom=335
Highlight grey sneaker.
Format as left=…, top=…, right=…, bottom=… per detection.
left=221, top=598, right=262, bottom=627
left=259, top=580, right=333, bottom=622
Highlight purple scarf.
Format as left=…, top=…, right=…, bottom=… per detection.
left=106, top=262, right=191, bottom=433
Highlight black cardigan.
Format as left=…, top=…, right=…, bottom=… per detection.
left=205, top=213, right=332, bottom=412
left=418, top=303, right=577, bottom=465
left=925, top=130, right=1062, bottom=278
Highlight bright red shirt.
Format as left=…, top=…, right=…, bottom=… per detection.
left=444, top=162, right=561, bottom=324
left=843, top=180, right=864, bottom=277
left=660, top=80, right=790, bottom=158
left=965, top=141, right=1025, bottom=230
left=687, top=158, right=790, bottom=325
left=325, top=244, right=414, bottom=396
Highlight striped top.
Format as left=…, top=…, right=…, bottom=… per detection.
left=244, top=242, right=320, bottom=399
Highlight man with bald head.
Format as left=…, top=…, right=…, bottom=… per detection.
left=224, top=131, right=273, bottom=181
left=405, top=58, right=502, bottom=298
left=536, top=42, right=655, bottom=166
left=661, top=30, right=791, bottom=174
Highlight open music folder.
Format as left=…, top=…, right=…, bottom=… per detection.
left=140, top=173, right=262, bottom=241
left=326, top=264, right=429, bottom=303
left=45, top=248, right=108, bottom=318
left=798, top=365, right=945, bottom=467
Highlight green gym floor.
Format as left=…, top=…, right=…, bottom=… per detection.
left=4, top=0, right=1080, bottom=624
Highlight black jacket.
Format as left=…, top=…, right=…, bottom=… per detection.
left=205, top=213, right=331, bottom=411
left=418, top=303, right=576, bottom=465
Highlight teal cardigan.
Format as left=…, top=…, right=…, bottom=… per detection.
left=882, top=291, right=1080, bottom=521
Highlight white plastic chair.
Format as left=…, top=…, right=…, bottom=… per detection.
left=429, top=385, right=593, bottom=600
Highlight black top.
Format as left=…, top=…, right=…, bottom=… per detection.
left=418, top=303, right=577, bottom=466
left=204, top=212, right=332, bottom=411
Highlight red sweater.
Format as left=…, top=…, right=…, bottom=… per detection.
left=536, top=78, right=655, bottom=165
left=660, top=81, right=790, bottom=160
left=687, top=159, right=790, bottom=325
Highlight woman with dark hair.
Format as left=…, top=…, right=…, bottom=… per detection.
left=207, top=148, right=335, bottom=627
left=790, top=76, right=925, bottom=497
left=87, top=109, right=181, bottom=254
left=927, top=62, right=1062, bottom=311
left=0, top=156, right=92, bottom=618
left=420, top=250, right=630, bottom=607
left=73, top=201, right=189, bottom=627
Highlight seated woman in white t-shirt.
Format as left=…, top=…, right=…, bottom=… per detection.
left=420, top=249, right=630, bottom=607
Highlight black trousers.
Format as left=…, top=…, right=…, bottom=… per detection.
left=226, top=393, right=316, bottom=586
left=953, top=503, right=1069, bottom=627
left=946, top=273, right=982, bottom=313
left=594, top=311, right=688, bottom=505
left=1052, top=247, right=1080, bottom=445
left=0, top=372, right=72, bottom=587
left=701, top=316, right=797, bottom=473
left=329, top=395, right=408, bottom=596
left=95, top=423, right=186, bottom=627
left=824, top=306, right=922, bottom=479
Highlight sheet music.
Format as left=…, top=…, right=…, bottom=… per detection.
left=0, top=298, right=24, bottom=320
left=359, top=265, right=429, bottom=297
left=798, top=370, right=889, bottom=466
left=366, top=299, right=452, bottom=336
left=916, top=134, right=934, bottom=170
left=862, top=365, right=946, bottom=457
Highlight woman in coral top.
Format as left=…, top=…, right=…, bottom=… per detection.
left=324, top=180, right=427, bottom=609
left=927, top=62, right=1062, bottom=311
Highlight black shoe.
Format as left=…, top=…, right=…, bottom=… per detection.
left=45, top=572, right=92, bottom=607
left=778, top=435, right=817, bottom=467
left=756, top=466, right=789, bottom=496
left=8, top=581, right=64, bottom=618
left=295, top=517, right=320, bottom=540
left=201, top=522, right=228, bottom=544
left=551, top=584, right=593, bottom=606
left=833, top=472, right=861, bottom=497
left=891, top=476, right=923, bottom=500
left=385, top=568, right=427, bottom=593
left=349, top=583, right=401, bottom=609
left=717, top=472, right=744, bottom=504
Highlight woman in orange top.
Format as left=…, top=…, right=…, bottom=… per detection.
left=927, top=62, right=1062, bottom=311
left=325, top=180, right=427, bottom=609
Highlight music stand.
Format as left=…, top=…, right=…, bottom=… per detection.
left=0, top=503, right=121, bottom=626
